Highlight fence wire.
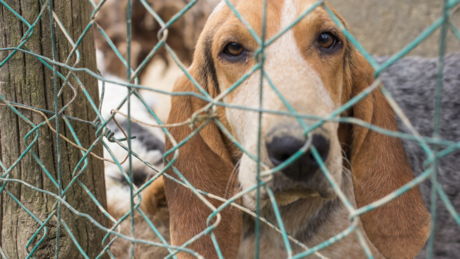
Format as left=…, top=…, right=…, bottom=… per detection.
left=0, top=0, right=460, bottom=258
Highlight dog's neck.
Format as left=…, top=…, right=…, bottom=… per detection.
left=238, top=170, right=384, bottom=258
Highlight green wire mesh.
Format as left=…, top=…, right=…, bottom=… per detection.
left=0, top=0, right=459, bottom=258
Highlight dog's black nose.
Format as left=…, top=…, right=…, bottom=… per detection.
left=266, top=134, right=330, bottom=182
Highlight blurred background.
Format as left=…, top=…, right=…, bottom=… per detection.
left=328, top=0, right=460, bottom=57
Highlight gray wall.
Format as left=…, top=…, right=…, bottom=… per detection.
left=327, top=0, right=460, bottom=57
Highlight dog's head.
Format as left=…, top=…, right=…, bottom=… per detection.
left=163, top=1, right=430, bottom=258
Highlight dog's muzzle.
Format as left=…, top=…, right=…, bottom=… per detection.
left=265, top=125, right=334, bottom=199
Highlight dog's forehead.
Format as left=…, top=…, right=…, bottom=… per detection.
left=210, top=0, right=329, bottom=36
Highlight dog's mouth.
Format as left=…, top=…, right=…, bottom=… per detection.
left=269, top=186, right=321, bottom=206
left=268, top=172, right=336, bottom=201
left=244, top=184, right=335, bottom=211
left=242, top=172, right=337, bottom=210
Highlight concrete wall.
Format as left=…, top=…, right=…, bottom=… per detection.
left=327, top=0, right=460, bottom=57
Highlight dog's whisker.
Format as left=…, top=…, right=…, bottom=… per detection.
left=225, top=158, right=242, bottom=199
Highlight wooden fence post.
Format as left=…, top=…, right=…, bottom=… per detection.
left=0, top=0, right=107, bottom=257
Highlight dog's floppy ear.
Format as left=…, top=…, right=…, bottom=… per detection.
left=348, top=53, right=431, bottom=259
left=162, top=56, right=242, bottom=258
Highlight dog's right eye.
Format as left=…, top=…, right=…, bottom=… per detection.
left=317, top=33, right=337, bottom=49
left=223, top=42, right=245, bottom=57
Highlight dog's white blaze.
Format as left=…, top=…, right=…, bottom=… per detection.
left=228, top=0, right=338, bottom=209
left=279, top=0, right=335, bottom=111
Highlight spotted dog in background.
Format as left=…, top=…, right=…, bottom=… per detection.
left=99, top=74, right=164, bottom=193
left=97, top=52, right=170, bottom=257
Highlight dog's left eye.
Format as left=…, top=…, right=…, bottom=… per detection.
left=223, top=42, right=245, bottom=57
left=317, top=33, right=337, bottom=49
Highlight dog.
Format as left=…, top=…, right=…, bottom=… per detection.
left=138, top=1, right=432, bottom=258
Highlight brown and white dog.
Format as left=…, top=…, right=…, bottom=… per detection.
left=143, top=0, right=431, bottom=258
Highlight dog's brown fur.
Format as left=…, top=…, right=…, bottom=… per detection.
left=164, top=75, right=243, bottom=258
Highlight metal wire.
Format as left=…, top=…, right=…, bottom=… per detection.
left=0, top=0, right=459, bottom=258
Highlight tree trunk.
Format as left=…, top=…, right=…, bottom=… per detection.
left=0, top=0, right=108, bottom=258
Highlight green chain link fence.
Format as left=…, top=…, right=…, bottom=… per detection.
left=0, top=0, right=460, bottom=258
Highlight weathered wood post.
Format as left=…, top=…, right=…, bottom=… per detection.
left=0, top=0, right=107, bottom=257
